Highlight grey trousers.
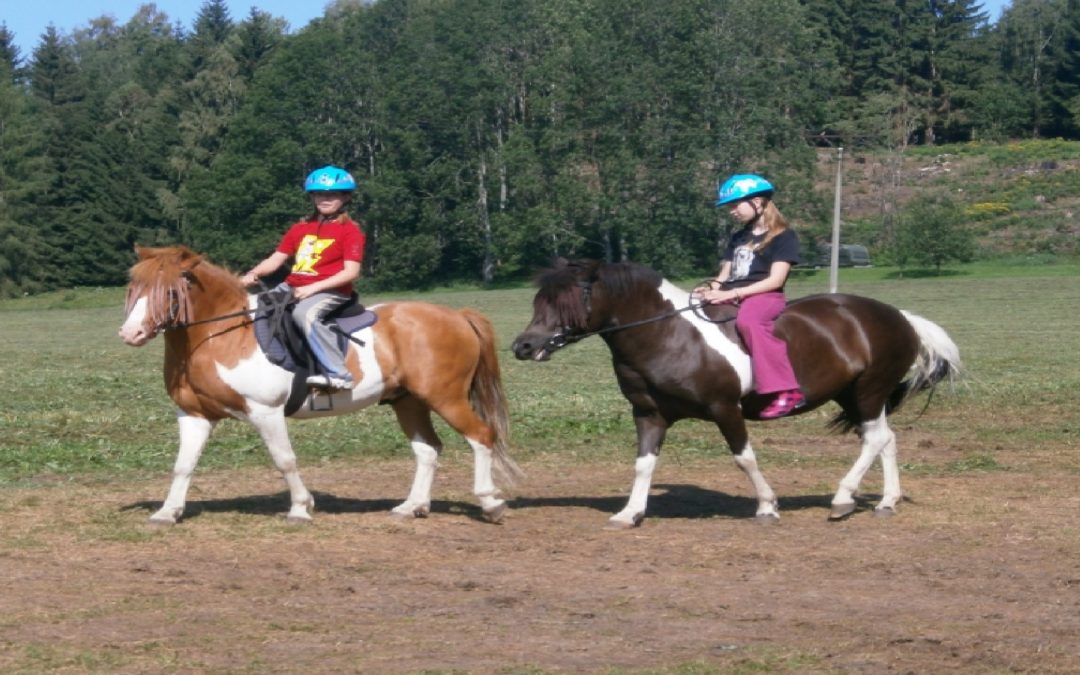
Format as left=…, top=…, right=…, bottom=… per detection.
left=278, top=283, right=352, bottom=378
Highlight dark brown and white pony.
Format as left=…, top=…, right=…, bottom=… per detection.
left=511, top=259, right=960, bottom=528
left=119, top=245, right=519, bottom=525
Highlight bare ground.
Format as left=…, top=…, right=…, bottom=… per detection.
left=2, top=439, right=1079, bottom=673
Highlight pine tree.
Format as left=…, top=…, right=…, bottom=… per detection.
left=0, top=58, right=47, bottom=295
left=1046, top=0, right=1080, bottom=137
left=997, top=0, right=1069, bottom=137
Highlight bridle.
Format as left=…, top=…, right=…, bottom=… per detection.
left=540, top=279, right=733, bottom=355
left=134, top=271, right=269, bottom=334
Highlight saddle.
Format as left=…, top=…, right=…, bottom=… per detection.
left=252, top=289, right=378, bottom=414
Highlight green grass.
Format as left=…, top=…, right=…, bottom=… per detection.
left=1, top=264, right=1078, bottom=484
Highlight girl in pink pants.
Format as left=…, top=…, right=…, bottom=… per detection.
left=694, top=173, right=805, bottom=419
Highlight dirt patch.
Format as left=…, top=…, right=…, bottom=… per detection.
left=2, top=452, right=1078, bottom=673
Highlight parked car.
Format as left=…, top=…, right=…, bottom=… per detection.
left=814, top=244, right=872, bottom=268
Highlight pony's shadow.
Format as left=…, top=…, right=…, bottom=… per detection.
left=123, top=486, right=887, bottom=522
left=510, top=483, right=880, bottom=520
left=122, top=491, right=485, bottom=522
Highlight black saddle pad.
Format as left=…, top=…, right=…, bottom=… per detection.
left=252, top=289, right=378, bottom=374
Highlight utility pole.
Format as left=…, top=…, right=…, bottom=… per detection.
left=829, top=146, right=844, bottom=293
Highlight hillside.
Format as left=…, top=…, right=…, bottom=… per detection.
left=814, top=140, right=1080, bottom=262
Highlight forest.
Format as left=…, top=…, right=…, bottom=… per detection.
left=1, top=0, right=1078, bottom=295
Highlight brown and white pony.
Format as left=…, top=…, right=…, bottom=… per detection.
left=119, top=245, right=519, bottom=525
left=511, top=259, right=960, bottom=528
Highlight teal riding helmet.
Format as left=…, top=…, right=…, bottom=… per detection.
left=716, top=174, right=774, bottom=206
left=304, top=165, right=357, bottom=193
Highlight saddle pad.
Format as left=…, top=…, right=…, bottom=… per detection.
left=253, top=292, right=379, bottom=373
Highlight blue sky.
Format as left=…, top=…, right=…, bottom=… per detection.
left=3, top=1, right=330, bottom=58
left=4, top=0, right=1012, bottom=61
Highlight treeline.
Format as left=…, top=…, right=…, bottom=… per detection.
left=1, top=0, right=1078, bottom=294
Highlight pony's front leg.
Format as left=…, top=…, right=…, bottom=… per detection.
left=248, top=409, right=314, bottom=523
left=151, top=413, right=216, bottom=525
left=717, top=413, right=779, bottom=522
left=609, top=414, right=667, bottom=529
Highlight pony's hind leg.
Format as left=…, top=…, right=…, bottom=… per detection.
left=390, top=396, right=443, bottom=519
left=426, top=397, right=509, bottom=523
left=151, top=413, right=216, bottom=525
left=830, top=411, right=899, bottom=520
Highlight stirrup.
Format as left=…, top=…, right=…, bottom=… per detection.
left=306, top=374, right=354, bottom=390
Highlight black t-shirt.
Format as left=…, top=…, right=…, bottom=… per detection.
left=721, top=228, right=800, bottom=290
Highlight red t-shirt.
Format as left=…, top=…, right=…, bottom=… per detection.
left=276, top=217, right=366, bottom=295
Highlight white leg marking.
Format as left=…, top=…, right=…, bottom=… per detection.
left=732, top=444, right=779, bottom=519
left=392, top=440, right=439, bottom=518
left=875, top=416, right=902, bottom=512
left=248, top=408, right=314, bottom=522
left=150, top=413, right=215, bottom=525
left=467, top=437, right=506, bottom=517
left=833, top=412, right=897, bottom=510
left=610, top=453, right=658, bottom=527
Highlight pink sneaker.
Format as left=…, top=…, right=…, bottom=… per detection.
left=759, top=389, right=806, bottom=419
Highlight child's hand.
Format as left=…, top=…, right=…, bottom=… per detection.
left=694, top=288, right=741, bottom=305
left=240, top=272, right=259, bottom=286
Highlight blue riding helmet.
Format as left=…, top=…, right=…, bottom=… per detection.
left=716, top=174, right=774, bottom=206
left=304, top=165, right=357, bottom=193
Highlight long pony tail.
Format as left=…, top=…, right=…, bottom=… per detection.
left=889, top=311, right=962, bottom=413
left=461, top=308, right=524, bottom=487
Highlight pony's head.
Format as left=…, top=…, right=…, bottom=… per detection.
left=510, top=259, right=595, bottom=361
left=119, top=245, right=210, bottom=346
left=511, top=258, right=665, bottom=361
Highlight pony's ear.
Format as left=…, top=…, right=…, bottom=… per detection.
left=177, top=246, right=204, bottom=270
left=135, top=244, right=153, bottom=260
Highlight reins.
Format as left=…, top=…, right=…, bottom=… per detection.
left=171, top=307, right=256, bottom=330
left=542, top=284, right=734, bottom=353
left=163, top=284, right=278, bottom=331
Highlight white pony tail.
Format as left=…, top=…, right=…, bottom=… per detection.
left=900, top=311, right=961, bottom=401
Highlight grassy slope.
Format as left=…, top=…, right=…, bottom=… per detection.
left=815, top=138, right=1080, bottom=261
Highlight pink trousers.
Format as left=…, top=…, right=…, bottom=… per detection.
left=735, top=291, right=800, bottom=395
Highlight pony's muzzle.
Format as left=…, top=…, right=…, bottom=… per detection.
left=510, top=333, right=552, bottom=361
left=118, top=320, right=158, bottom=346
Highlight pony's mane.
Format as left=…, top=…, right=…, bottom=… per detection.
left=533, top=260, right=663, bottom=330
left=126, top=246, right=245, bottom=328
left=594, top=261, right=663, bottom=301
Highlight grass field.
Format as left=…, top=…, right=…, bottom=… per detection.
left=2, top=261, right=1077, bottom=483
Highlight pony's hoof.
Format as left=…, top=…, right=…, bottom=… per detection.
left=605, top=513, right=643, bottom=530
left=147, top=516, right=176, bottom=528
left=873, top=506, right=897, bottom=518
left=482, top=502, right=507, bottom=524
left=828, top=502, right=857, bottom=521
left=755, top=513, right=780, bottom=525
left=390, top=505, right=429, bottom=521
left=285, top=514, right=312, bottom=525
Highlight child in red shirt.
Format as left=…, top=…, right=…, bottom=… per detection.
left=242, top=166, right=365, bottom=389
